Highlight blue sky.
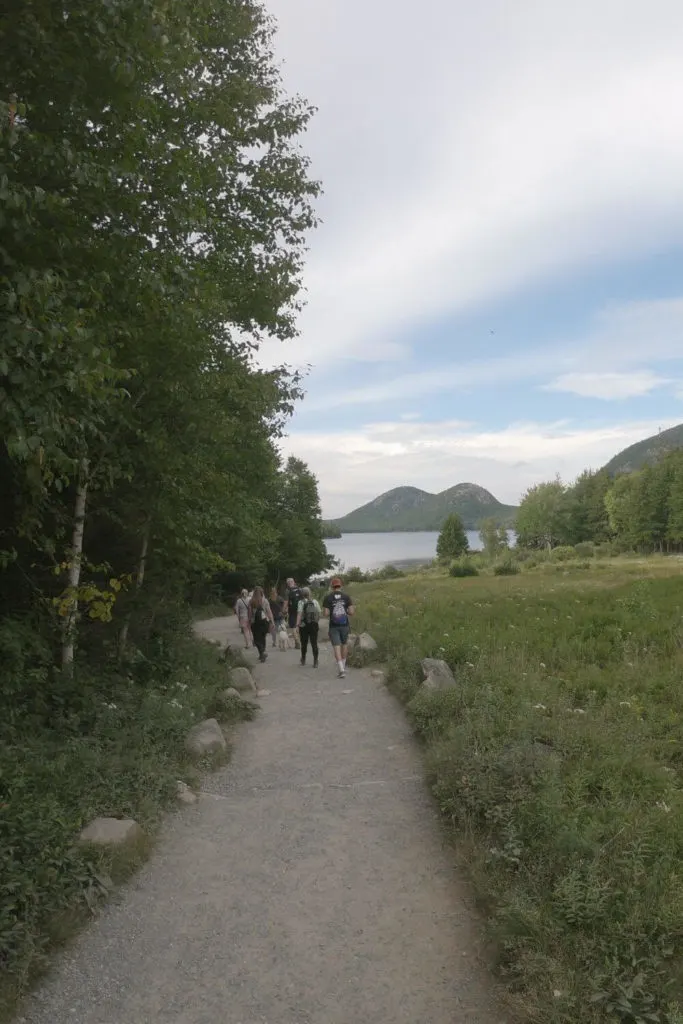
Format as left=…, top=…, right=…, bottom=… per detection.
left=257, top=0, right=683, bottom=517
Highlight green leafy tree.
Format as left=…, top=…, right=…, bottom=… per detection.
left=437, top=513, right=469, bottom=560
left=515, top=480, right=567, bottom=550
left=479, top=517, right=504, bottom=557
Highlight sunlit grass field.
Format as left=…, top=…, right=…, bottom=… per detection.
left=350, top=560, right=683, bottom=1024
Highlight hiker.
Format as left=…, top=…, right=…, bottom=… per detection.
left=269, top=587, right=285, bottom=648
left=286, top=577, right=302, bottom=630
left=322, top=577, right=355, bottom=678
left=296, top=586, right=321, bottom=667
left=249, top=586, right=274, bottom=663
left=234, top=588, right=252, bottom=648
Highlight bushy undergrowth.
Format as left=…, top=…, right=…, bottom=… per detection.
left=0, top=629, right=249, bottom=1019
left=352, top=565, right=683, bottom=1024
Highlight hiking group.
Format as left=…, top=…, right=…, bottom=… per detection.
left=233, top=577, right=355, bottom=676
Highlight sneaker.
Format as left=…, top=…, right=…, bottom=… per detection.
left=313, top=658, right=318, bottom=668
left=259, top=652, right=268, bottom=663
left=300, top=657, right=306, bottom=666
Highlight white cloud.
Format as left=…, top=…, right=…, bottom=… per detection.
left=543, top=371, right=670, bottom=400
left=281, top=418, right=682, bottom=516
left=264, top=0, right=683, bottom=367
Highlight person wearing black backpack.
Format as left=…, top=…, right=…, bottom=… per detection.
left=286, top=577, right=302, bottom=630
left=322, top=577, right=355, bottom=678
left=249, top=586, right=274, bottom=663
left=295, top=587, right=321, bottom=667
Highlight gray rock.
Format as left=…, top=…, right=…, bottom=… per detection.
left=358, top=633, right=378, bottom=651
left=176, top=781, right=198, bottom=805
left=185, top=718, right=227, bottom=757
left=421, top=658, right=457, bottom=690
left=79, top=817, right=143, bottom=847
left=229, top=666, right=257, bottom=694
left=346, top=633, right=359, bottom=649
left=371, top=669, right=386, bottom=682
left=222, top=686, right=245, bottom=702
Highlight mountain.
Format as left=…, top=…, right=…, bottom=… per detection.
left=603, top=423, right=683, bottom=475
left=331, top=483, right=517, bottom=533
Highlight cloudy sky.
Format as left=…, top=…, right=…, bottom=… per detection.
left=261, top=0, right=683, bottom=517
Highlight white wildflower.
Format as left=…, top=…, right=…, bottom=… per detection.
left=619, top=701, right=631, bottom=708
left=657, top=801, right=671, bottom=813
left=169, top=699, right=183, bottom=709
left=532, top=703, right=547, bottom=711
left=539, top=662, right=547, bottom=669
left=466, top=662, right=475, bottom=668
left=103, top=702, right=117, bottom=710
left=572, top=708, right=586, bottom=714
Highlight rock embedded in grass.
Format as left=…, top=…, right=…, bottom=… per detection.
left=229, top=666, right=257, bottom=694
left=79, top=817, right=143, bottom=848
left=176, top=781, right=198, bottom=805
left=185, top=718, right=227, bottom=756
left=358, top=633, right=378, bottom=651
left=421, top=658, right=457, bottom=690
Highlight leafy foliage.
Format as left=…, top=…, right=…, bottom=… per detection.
left=436, top=513, right=469, bottom=560
left=0, top=0, right=328, bottom=1004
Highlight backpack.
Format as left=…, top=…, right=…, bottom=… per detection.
left=330, top=596, right=348, bottom=626
left=303, top=600, right=319, bottom=625
left=253, top=605, right=267, bottom=624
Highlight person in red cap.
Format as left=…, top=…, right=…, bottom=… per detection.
left=322, top=577, right=355, bottom=678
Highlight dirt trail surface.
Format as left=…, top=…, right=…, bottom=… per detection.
left=22, top=616, right=502, bottom=1024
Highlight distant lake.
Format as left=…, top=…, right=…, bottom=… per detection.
left=325, top=530, right=515, bottom=572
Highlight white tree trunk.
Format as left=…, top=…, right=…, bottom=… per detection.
left=118, top=522, right=151, bottom=657
left=61, top=461, right=89, bottom=673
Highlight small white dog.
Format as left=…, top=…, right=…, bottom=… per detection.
left=277, top=623, right=291, bottom=651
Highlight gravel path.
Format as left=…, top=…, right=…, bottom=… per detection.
left=21, top=617, right=502, bottom=1024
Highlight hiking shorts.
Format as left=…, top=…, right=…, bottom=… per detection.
left=328, top=624, right=349, bottom=647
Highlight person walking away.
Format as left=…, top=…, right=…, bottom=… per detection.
left=286, top=577, right=302, bottom=629
left=249, top=586, right=274, bottom=663
left=234, top=588, right=252, bottom=648
left=323, top=577, right=354, bottom=678
left=296, top=587, right=321, bottom=667
left=270, top=587, right=285, bottom=648
left=286, top=577, right=302, bottom=648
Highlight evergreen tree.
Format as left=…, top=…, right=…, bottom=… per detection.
left=437, top=514, right=469, bottom=560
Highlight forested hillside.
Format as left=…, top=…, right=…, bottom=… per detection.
left=0, top=0, right=328, bottom=1000
left=516, top=450, right=683, bottom=552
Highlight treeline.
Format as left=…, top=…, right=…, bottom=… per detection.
left=0, top=0, right=329, bottom=685
left=516, top=449, right=683, bottom=552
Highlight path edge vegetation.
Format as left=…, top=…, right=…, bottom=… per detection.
left=351, top=559, right=683, bottom=1024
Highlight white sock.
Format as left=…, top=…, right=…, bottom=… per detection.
left=341, top=659, right=346, bottom=671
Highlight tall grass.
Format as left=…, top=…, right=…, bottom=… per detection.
left=353, top=564, right=683, bottom=1024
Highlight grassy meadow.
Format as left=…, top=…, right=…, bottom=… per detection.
left=349, top=558, right=683, bottom=1024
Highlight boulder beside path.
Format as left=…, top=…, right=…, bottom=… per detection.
left=185, top=718, right=227, bottom=757
left=421, top=658, right=457, bottom=690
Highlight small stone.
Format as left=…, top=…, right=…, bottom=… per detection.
left=185, top=718, right=227, bottom=756
left=371, top=669, right=385, bottom=680
left=79, top=817, right=143, bottom=847
left=358, top=633, right=378, bottom=651
left=176, top=781, right=197, bottom=805
left=255, top=688, right=271, bottom=697
left=221, top=687, right=244, bottom=702
left=229, top=666, right=257, bottom=694
left=421, top=657, right=457, bottom=690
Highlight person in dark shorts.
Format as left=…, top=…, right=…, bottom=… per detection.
left=286, top=577, right=302, bottom=630
left=322, top=577, right=355, bottom=678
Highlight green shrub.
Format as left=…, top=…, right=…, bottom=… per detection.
left=493, top=558, right=520, bottom=575
left=449, top=558, right=479, bottom=578
left=550, top=544, right=578, bottom=561
left=573, top=541, right=595, bottom=558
